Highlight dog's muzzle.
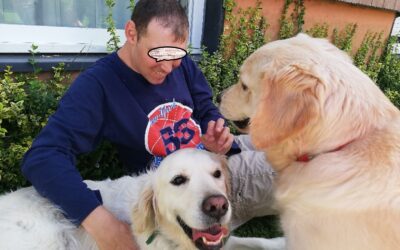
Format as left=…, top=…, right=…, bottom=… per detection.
left=176, top=195, right=230, bottom=250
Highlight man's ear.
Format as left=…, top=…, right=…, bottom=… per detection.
left=250, top=63, right=322, bottom=149
left=132, top=180, right=157, bottom=234
left=125, top=20, right=138, bottom=45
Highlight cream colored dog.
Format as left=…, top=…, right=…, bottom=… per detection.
left=220, top=33, right=400, bottom=250
left=0, top=149, right=285, bottom=250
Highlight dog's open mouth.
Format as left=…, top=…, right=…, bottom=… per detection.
left=177, top=216, right=229, bottom=250
left=232, top=118, right=250, bottom=130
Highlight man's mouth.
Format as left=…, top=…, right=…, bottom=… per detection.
left=177, top=216, right=229, bottom=250
left=155, top=71, right=166, bottom=77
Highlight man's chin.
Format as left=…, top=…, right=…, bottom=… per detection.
left=148, top=77, right=165, bottom=85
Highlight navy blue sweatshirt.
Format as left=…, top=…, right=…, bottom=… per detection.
left=21, top=52, right=239, bottom=225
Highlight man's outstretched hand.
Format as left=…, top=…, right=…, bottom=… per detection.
left=201, top=118, right=234, bottom=155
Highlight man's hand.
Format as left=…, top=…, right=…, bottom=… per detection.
left=82, top=206, right=139, bottom=250
left=201, top=118, right=234, bottom=155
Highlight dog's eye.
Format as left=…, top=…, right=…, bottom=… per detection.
left=170, top=175, right=187, bottom=186
left=213, top=170, right=221, bottom=178
left=241, top=83, right=248, bottom=91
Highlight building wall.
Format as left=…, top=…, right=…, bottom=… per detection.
left=235, top=0, right=397, bottom=54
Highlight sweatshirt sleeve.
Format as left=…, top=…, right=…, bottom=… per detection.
left=182, top=56, right=223, bottom=130
left=21, top=72, right=105, bottom=225
left=182, top=56, right=241, bottom=155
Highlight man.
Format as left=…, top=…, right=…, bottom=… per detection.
left=21, top=0, right=276, bottom=249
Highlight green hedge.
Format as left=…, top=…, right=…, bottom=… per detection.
left=0, top=64, right=67, bottom=191
left=0, top=64, right=125, bottom=193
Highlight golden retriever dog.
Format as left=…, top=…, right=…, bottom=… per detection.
left=219, top=33, right=400, bottom=250
left=0, top=148, right=284, bottom=250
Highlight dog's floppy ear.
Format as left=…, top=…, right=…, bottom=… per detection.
left=250, top=63, right=323, bottom=149
left=132, top=180, right=158, bottom=234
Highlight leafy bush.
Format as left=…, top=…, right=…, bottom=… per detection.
left=0, top=65, right=68, bottom=192
left=198, top=0, right=268, bottom=102
left=0, top=63, right=125, bottom=193
left=378, top=37, right=400, bottom=91
left=332, top=23, right=358, bottom=52
left=279, top=0, right=305, bottom=39
left=353, top=31, right=384, bottom=82
left=306, top=23, right=329, bottom=38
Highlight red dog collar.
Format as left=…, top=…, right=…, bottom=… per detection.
left=296, top=141, right=353, bottom=162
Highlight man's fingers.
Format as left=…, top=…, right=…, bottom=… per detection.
left=220, top=134, right=234, bottom=154
left=204, top=119, right=232, bottom=154
left=218, top=127, right=230, bottom=145
left=206, top=120, right=216, bottom=137
left=215, top=118, right=225, bottom=133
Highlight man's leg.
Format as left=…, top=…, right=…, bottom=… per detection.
left=228, top=135, right=277, bottom=230
left=233, top=134, right=257, bottom=151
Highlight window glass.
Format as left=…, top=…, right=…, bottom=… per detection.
left=0, top=0, right=131, bottom=29
left=392, top=17, right=400, bottom=36
left=0, top=0, right=203, bottom=53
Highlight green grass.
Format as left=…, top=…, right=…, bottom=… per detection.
left=233, top=215, right=283, bottom=238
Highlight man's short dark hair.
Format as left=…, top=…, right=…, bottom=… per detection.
left=131, top=0, right=189, bottom=42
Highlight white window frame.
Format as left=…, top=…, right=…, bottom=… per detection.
left=392, top=17, right=400, bottom=54
left=187, top=0, right=205, bottom=54
left=0, top=0, right=205, bottom=54
left=392, top=17, right=400, bottom=36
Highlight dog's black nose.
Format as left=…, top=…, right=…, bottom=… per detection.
left=202, top=195, right=228, bottom=220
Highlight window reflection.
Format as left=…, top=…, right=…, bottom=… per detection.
left=0, top=0, right=190, bottom=28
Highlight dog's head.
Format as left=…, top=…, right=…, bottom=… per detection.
left=132, top=148, right=231, bottom=250
left=220, top=33, right=398, bottom=169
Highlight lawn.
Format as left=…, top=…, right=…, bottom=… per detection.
left=234, top=215, right=283, bottom=238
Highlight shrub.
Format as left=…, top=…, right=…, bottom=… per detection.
left=353, top=31, right=384, bottom=81
left=378, top=37, right=400, bottom=91
left=0, top=64, right=68, bottom=192
left=279, top=0, right=305, bottom=39
left=377, top=36, right=400, bottom=108
left=332, top=23, right=358, bottom=52
left=306, top=23, right=329, bottom=38
left=198, top=0, right=268, bottom=102
left=0, top=63, right=125, bottom=193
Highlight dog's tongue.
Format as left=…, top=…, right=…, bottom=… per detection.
left=192, top=225, right=228, bottom=242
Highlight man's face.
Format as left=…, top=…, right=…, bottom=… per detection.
left=130, top=19, right=188, bottom=84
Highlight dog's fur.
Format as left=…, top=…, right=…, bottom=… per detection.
left=0, top=149, right=285, bottom=250
left=220, top=33, right=400, bottom=250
